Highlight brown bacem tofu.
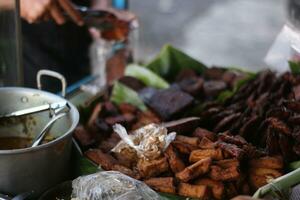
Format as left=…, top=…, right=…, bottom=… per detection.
left=189, top=149, right=223, bottom=163
left=175, top=135, right=199, bottom=146
left=137, top=157, right=169, bottom=178
left=199, top=137, right=216, bottom=149
left=214, top=158, right=240, bottom=168
left=209, top=165, right=240, bottom=181
left=194, top=178, right=224, bottom=200
left=172, top=140, right=198, bottom=154
left=164, top=145, right=185, bottom=173
left=249, top=156, right=283, bottom=169
left=176, top=158, right=212, bottom=182
left=85, top=149, right=118, bottom=170
left=73, top=126, right=95, bottom=147
left=178, top=183, right=211, bottom=200
left=144, top=177, right=176, bottom=194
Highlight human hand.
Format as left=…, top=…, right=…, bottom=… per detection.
left=20, top=0, right=83, bottom=25
left=231, top=195, right=262, bottom=200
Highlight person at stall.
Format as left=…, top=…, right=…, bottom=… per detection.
left=20, top=0, right=112, bottom=92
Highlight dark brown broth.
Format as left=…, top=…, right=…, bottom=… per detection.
left=0, top=137, right=53, bottom=150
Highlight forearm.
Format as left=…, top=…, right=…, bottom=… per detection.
left=0, top=1, right=14, bottom=10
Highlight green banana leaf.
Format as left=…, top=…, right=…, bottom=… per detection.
left=125, top=64, right=170, bottom=89
left=289, top=60, right=300, bottom=74
left=145, top=44, right=207, bottom=81
left=110, top=81, right=147, bottom=111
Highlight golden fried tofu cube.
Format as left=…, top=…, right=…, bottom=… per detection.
left=250, top=156, right=283, bottom=170
left=199, top=137, right=216, bottom=149
left=189, top=149, right=223, bottom=163
left=144, top=177, right=176, bottom=194
left=176, top=135, right=199, bottom=146
left=250, top=168, right=282, bottom=178
left=176, top=158, right=212, bottom=182
left=164, top=145, right=185, bottom=173
left=214, top=158, right=239, bottom=168
left=172, top=140, right=198, bottom=154
left=178, top=183, right=211, bottom=200
left=209, top=165, right=240, bottom=181
left=249, top=174, right=269, bottom=190
left=137, top=157, right=169, bottom=178
left=194, top=178, right=224, bottom=200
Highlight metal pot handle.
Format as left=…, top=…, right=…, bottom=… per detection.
left=36, top=70, right=67, bottom=97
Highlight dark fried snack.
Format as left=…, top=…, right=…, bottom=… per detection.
left=111, top=164, right=140, bottom=180
left=74, top=126, right=95, bottom=147
left=216, top=142, right=245, bottom=160
left=137, top=157, right=169, bottom=178
left=176, top=157, right=211, bottom=182
left=194, top=178, right=224, bottom=200
left=164, top=145, right=185, bottom=173
left=85, top=149, right=117, bottom=170
left=144, top=177, right=176, bottom=194
left=209, top=165, right=240, bottom=181
left=218, top=132, right=247, bottom=147
left=266, top=117, right=291, bottom=136
left=189, top=149, right=223, bottom=163
left=214, top=113, right=242, bottom=133
left=193, top=127, right=216, bottom=141
left=178, top=183, right=211, bottom=200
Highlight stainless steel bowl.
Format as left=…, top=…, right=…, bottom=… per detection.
left=0, top=87, right=79, bottom=197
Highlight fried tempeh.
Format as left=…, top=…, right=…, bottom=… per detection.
left=194, top=178, right=224, bottom=200
left=164, top=145, right=185, bottom=173
left=216, top=142, right=245, bottom=160
left=176, top=157, right=211, bottom=182
left=144, top=177, right=176, bottom=194
left=175, top=135, right=199, bottom=146
left=209, top=165, right=240, bottom=181
left=85, top=149, right=117, bottom=170
left=249, top=156, right=283, bottom=169
left=189, top=149, right=223, bottom=163
left=137, top=157, right=169, bottom=178
left=178, top=183, right=211, bottom=200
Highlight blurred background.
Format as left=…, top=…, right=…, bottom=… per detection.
left=131, top=0, right=285, bottom=71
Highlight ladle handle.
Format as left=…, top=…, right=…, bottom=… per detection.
left=31, top=112, right=67, bottom=147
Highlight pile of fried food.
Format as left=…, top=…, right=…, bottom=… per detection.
left=74, top=68, right=300, bottom=199
left=84, top=129, right=283, bottom=200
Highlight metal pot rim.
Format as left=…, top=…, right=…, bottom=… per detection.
left=0, top=87, right=79, bottom=155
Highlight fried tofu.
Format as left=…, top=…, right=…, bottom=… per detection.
left=209, top=165, right=240, bottom=181
left=249, top=156, right=283, bottom=169
left=145, top=177, right=176, bottom=194
left=189, top=149, right=223, bottom=163
left=164, top=145, right=185, bottom=173
left=111, top=164, right=140, bottom=180
left=176, top=158, right=211, bottom=182
left=85, top=149, right=117, bottom=170
left=194, top=178, right=224, bottom=200
left=172, top=140, right=198, bottom=154
left=193, top=127, right=216, bottom=141
left=137, top=157, right=169, bottom=178
left=176, top=135, right=199, bottom=146
left=250, top=168, right=282, bottom=178
left=178, top=183, right=211, bottom=200
left=249, top=174, right=269, bottom=190
left=199, top=137, right=216, bottom=149
left=214, top=158, right=239, bottom=168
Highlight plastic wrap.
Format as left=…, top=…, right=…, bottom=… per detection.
left=111, top=123, right=176, bottom=160
left=71, top=171, right=162, bottom=200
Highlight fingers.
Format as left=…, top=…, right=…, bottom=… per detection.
left=57, top=0, right=84, bottom=26
left=20, top=0, right=51, bottom=23
left=49, top=2, right=66, bottom=25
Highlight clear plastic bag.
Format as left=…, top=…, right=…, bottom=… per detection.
left=71, top=171, right=163, bottom=200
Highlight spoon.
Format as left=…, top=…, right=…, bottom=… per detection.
left=31, top=112, right=67, bottom=147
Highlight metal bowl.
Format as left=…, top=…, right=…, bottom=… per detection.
left=0, top=87, right=79, bottom=197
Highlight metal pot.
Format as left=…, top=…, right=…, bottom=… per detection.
left=0, top=85, right=79, bottom=197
